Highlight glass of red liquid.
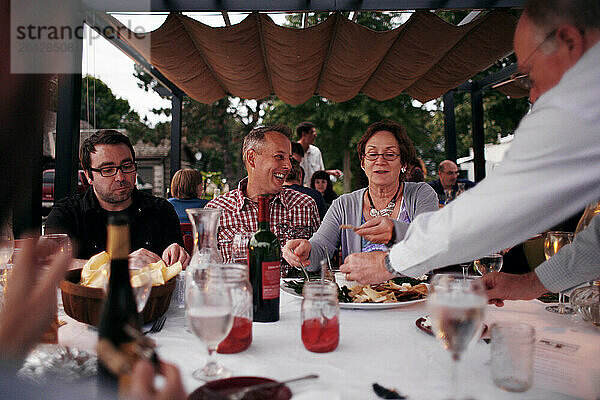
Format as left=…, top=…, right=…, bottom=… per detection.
left=301, top=280, right=339, bottom=353
left=217, top=263, right=253, bottom=354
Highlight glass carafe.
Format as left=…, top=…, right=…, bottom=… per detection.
left=185, top=208, right=222, bottom=286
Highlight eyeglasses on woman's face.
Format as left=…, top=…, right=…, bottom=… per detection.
left=363, top=152, right=401, bottom=162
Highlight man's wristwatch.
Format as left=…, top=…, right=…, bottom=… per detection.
left=384, top=253, right=398, bottom=275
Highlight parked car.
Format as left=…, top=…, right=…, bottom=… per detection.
left=42, top=169, right=90, bottom=212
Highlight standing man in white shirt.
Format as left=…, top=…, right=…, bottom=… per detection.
left=296, top=122, right=342, bottom=186
left=340, top=0, right=600, bottom=298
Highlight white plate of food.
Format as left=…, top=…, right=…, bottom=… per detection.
left=281, top=278, right=428, bottom=309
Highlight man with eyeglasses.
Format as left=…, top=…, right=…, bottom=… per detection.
left=341, top=0, right=600, bottom=301
left=428, top=160, right=476, bottom=205
left=46, top=130, right=190, bottom=268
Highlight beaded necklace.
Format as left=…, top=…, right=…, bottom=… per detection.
left=367, top=184, right=402, bottom=217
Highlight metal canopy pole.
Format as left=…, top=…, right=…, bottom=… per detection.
left=170, top=92, right=183, bottom=186
left=55, top=73, right=83, bottom=202
left=55, top=32, right=84, bottom=207
left=471, top=83, right=486, bottom=182
left=443, top=90, right=457, bottom=162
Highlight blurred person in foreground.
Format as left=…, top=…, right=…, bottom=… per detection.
left=0, top=5, right=185, bottom=394
left=206, top=125, right=320, bottom=263
left=310, top=170, right=339, bottom=209
left=46, top=130, right=189, bottom=268
left=284, top=160, right=327, bottom=220
left=283, top=120, right=438, bottom=271
left=168, top=168, right=209, bottom=223
left=340, top=0, right=600, bottom=301
left=296, top=122, right=342, bottom=186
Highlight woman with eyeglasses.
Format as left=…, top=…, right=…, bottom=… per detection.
left=283, top=120, right=439, bottom=272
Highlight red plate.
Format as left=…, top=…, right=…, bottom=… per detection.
left=416, top=316, right=488, bottom=339
left=188, top=376, right=292, bottom=400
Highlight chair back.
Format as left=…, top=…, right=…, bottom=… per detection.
left=180, top=223, right=193, bottom=254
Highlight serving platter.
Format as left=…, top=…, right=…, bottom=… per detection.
left=281, top=280, right=427, bottom=309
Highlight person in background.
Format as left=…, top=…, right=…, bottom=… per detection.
left=206, top=125, right=320, bottom=263
left=310, top=170, right=338, bottom=208
left=168, top=168, right=209, bottom=223
left=428, top=160, right=476, bottom=203
left=340, top=0, right=600, bottom=296
left=296, top=122, right=342, bottom=186
left=284, top=120, right=439, bottom=271
left=46, top=130, right=189, bottom=268
left=284, top=160, right=327, bottom=220
left=291, top=142, right=305, bottom=164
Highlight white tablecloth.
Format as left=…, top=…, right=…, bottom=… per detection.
left=59, top=291, right=600, bottom=400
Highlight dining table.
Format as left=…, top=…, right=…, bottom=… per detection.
left=58, top=284, right=600, bottom=400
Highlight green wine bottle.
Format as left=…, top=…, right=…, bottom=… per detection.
left=97, top=212, right=140, bottom=391
left=248, top=195, right=280, bottom=322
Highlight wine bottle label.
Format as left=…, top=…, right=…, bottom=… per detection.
left=261, top=261, right=280, bottom=299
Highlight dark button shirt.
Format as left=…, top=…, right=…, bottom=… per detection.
left=428, top=178, right=476, bottom=202
left=46, top=187, right=183, bottom=259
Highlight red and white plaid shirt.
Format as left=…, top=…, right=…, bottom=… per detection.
left=205, top=177, right=320, bottom=263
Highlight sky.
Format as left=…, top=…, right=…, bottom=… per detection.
left=81, top=12, right=289, bottom=127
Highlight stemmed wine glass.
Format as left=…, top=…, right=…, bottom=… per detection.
left=428, top=274, right=487, bottom=399
left=129, top=266, right=153, bottom=314
left=459, top=262, right=472, bottom=280
left=474, top=253, right=503, bottom=276
left=187, top=268, right=234, bottom=380
left=543, top=231, right=574, bottom=314
left=0, top=222, right=14, bottom=302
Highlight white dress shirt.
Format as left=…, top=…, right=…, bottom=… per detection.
left=300, top=144, right=325, bottom=186
left=389, top=41, right=600, bottom=287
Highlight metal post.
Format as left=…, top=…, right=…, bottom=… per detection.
left=55, top=31, right=83, bottom=204
left=471, top=85, right=486, bottom=182
left=443, top=91, right=457, bottom=162
left=170, top=93, right=182, bottom=184
left=55, top=73, right=83, bottom=202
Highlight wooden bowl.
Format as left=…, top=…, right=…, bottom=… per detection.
left=60, top=268, right=176, bottom=326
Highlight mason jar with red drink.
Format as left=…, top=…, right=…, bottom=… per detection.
left=301, top=280, right=339, bottom=353
left=217, top=263, right=253, bottom=354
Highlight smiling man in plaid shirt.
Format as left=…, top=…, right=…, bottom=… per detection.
left=206, top=125, right=320, bottom=263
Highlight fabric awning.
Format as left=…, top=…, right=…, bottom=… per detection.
left=127, top=11, right=517, bottom=105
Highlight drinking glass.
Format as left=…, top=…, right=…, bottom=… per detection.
left=474, top=253, right=503, bottom=276
left=129, top=266, right=152, bottom=313
left=301, top=280, right=339, bottom=353
left=543, top=231, right=574, bottom=314
left=490, top=322, right=535, bottom=392
left=38, top=233, right=72, bottom=263
left=459, top=262, right=472, bottom=280
left=428, top=274, right=487, bottom=399
left=187, top=269, right=234, bottom=380
left=231, top=232, right=251, bottom=265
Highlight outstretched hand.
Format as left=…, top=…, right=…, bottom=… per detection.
left=353, top=216, right=395, bottom=244
left=128, top=360, right=187, bottom=400
left=481, top=271, right=548, bottom=307
left=282, top=239, right=311, bottom=269
left=340, top=251, right=394, bottom=285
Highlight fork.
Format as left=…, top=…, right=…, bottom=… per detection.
left=226, top=374, right=318, bottom=400
left=143, top=314, right=166, bottom=335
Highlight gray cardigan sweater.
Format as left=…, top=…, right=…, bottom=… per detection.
left=307, top=182, right=438, bottom=271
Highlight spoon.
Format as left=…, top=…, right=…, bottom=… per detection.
left=226, top=374, right=318, bottom=400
